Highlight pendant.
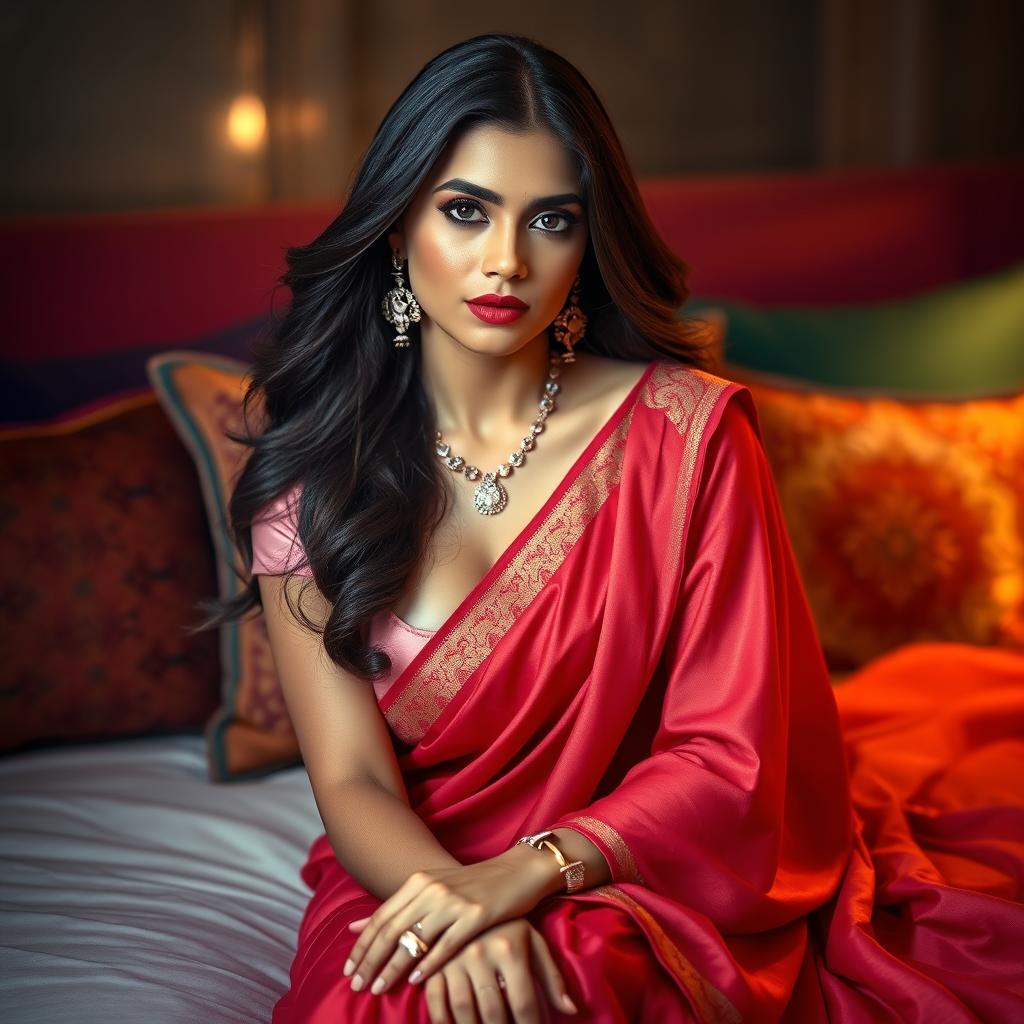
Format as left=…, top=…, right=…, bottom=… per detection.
left=473, top=473, right=508, bottom=515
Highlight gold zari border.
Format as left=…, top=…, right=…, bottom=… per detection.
left=641, top=364, right=732, bottom=584
left=590, top=885, right=743, bottom=1024
left=560, top=814, right=646, bottom=885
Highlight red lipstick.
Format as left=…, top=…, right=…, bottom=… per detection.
left=466, top=292, right=529, bottom=325
left=467, top=293, right=529, bottom=309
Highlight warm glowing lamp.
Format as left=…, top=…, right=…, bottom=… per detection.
left=227, top=93, right=267, bottom=151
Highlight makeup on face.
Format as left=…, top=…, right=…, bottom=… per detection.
left=465, top=291, right=530, bottom=325
left=397, top=127, right=589, bottom=350
left=430, top=178, right=584, bottom=327
left=433, top=179, right=584, bottom=229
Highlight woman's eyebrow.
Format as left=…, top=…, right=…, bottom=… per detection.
left=432, top=177, right=584, bottom=209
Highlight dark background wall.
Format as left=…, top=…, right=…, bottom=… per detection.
left=0, top=0, right=1020, bottom=216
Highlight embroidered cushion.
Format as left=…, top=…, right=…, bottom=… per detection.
left=147, top=352, right=300, bottom=782
left=0, top=393, right=221, bottom=752
left=719, top=370, right=1024, bottom=670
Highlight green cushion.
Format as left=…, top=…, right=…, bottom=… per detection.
left=686, top=260, right=1024, bottom=398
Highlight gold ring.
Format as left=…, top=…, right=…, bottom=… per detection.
left=398, top=929, right=430, bottom=958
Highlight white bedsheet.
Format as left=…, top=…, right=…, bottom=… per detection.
left=0, top=733, right=322, bottom=1023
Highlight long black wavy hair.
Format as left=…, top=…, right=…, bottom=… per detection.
left=193, top=32, right=716, bottom=682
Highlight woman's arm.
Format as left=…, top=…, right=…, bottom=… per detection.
left=252, top=490, right=607, bottom=901
left=260, top=571, right=577, bottom=1005
left=258, top=573, right=462, bottom=896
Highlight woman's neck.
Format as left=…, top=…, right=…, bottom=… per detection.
left=419, top=333, right=557, bottom=446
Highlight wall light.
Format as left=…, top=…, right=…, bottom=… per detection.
left=227, top=93, right=267, bottom=152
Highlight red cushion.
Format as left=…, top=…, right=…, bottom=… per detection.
left=0, top=393, right=221, bottom=751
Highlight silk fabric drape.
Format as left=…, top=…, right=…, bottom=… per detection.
left=272, top=360, right=1024, bottom=1022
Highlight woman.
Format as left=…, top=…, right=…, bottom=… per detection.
left=203, top=33, right=1024, bottom=1023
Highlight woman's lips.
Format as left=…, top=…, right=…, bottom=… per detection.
left=465, top=301, right=528, bottom=324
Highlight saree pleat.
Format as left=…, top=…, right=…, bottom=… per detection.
left=272, top=360, right=1024, bottom=1023
left=811, top=643, right=1024, bottom=1022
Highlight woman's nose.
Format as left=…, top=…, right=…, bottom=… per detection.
left=482, top=219, right=527, bottom=279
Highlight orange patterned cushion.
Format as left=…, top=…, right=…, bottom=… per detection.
left=146, top=353, right=299, bottom=781
left=723, top=368, right=1024, bottom=671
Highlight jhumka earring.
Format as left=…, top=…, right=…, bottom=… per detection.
left=381, top=250, right=422, bottom=348
left=550, top=274, right=587, bottom=364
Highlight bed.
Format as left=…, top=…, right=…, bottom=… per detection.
left=0, top=734, right=320, bottom=1022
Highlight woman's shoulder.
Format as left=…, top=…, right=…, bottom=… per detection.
left=576, top=349, right=725, bottom=385
left=250, top=482, right=311, bottom=577
left=253, top=481, right=304, bottom=525
left=570, top=351, right=648, bottom=394
left=573, top=351, right=756, bottom=453
left=638, top=356, right=757, bottom=442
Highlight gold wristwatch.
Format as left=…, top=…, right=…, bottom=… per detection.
left=516, top=830, right=586, bottom=893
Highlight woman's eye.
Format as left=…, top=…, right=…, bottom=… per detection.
left=439, top=199, right=577, bottom=233
left=532, top=211, right=575, bottom=233
left=441, top=200, right=486, bottom=224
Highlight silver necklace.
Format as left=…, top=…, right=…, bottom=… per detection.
left=434, top=351, right=568, bottom=516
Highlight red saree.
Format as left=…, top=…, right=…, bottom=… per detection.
left=272, top=359, right=1024, bottom=1022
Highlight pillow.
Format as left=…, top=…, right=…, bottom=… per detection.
left=686, top=259, right=1024, bottom=398
left=146, top=352, right=300, bottom=782
left=719, top=367, right=1024, bottom=671
left=0, top=393, right=221, bottom=752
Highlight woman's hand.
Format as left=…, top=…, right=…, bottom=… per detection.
left=344, top=846, right=560, bottom=996
left=421, top=918, right=578, bottom=1023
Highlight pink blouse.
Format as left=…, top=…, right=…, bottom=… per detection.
left=250, top=484, right=435, bottom=703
